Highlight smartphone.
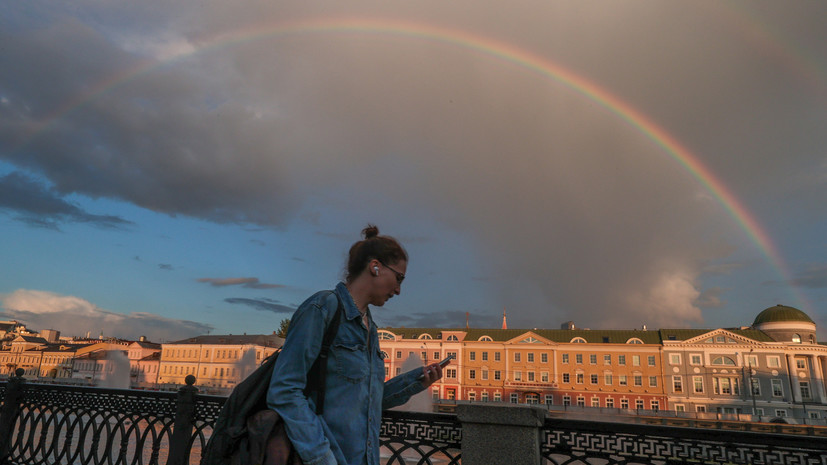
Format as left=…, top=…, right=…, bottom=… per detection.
left=417, top=355, right=454, bottom=380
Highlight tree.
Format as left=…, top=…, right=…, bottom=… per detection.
left=276, top=318, right=291, bottom=338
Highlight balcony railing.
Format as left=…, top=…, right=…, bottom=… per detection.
left=2, top=371, right=826, bottom=465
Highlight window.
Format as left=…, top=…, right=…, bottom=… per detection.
left=510, top=393, right=518, bottom=404
left=605, top=398, right=614, bottom=408
left=690, top=354, right=702, bottom=365
left=421, top=351, right=427, bottom=361
left=648, top=355, right=656, bottom=366
left=577, top=396, right=585, bottom=407
left=767, top=356, right=780, bottom=368
left=481, top=391, right=489, bottom=402
left=632, top=355, right=641, bottom=366
left=796, top=359, right=806, bottom=369
left=754, top=408, right=764, bottom=416
left=604, top=374, right=613, bottom=385
left=494, top=352, right=501, bottom=362
left=711, top=356, right=736, bottom=366
left=576, top=354, right=583, bottom=364
left=446, top=368, right=457, bottom=379
left=482, top=352, right=488, bottom=361
left=514, top=353, right=521, bottom=362
left=675, top=404, right=685, bottom=412
left=541, top=353, right=548, bottom=363
left=634, top=375, right=643, bottom=386
left=576, top=373, right=584, bottom=384
left=649, top=376, right=658, bottom=387
left=693, top=376, right=704, bottom=393
left=514, top=371, right=522, bottom=381
left=651, top=400, right=659, bottom=411
left=621, top=399, right=629, bottom=409
left=669, top=354, right=681, bottom=365
left=604, top=354, right=611, bottom=365
left=482, top=370, right=488, bottom=380
left=696, top=405, right=706, bottom=413
left=800, top=381, right=811, bottom=399
left=526, top=394, right=539, bottom=404
left=590, top=374, right=598, bottom=384
left=636, top=399, right=645, bottom=410
left=750, top=378, right=760, bottom=395
left=528, top=372, right=535, bottom=382
left=792, top=333, right=801, bottom=343
left=809, top=412, right=820, bottom=419
left=627, top=338, right=644, bottom=344
left=468, top=392, right=476, bottom=401
left=527, top=353, right=534, bottom=363
left=494, top=370, right=501, bottom=380
left=714, top=378, right=737, bottom=395
left=545, top=395, right=554, bottom=405
left=563, top=395, right=571, bottom=406
left=562, top=353, right=569, bottom=364
left=618, top=355, right=626, bottom=366
left=396, top=351, right=402, bottom=359
left=590, top=354, right=597, bottom=364
left=447, top=335, right=459, bottom=341
left=572, top=337, right=587, bottom=344
left=432, top=388, right=439, bottom=400
left=469, top=351, right=476, bottom=361
left=673, top=376, right=683, bottom=393
left=591, top=397, right=600, bottom=407
left=434, top=352, right=440, bottom=360
left=771, top=379, right=783, bottom=397
left=384, top=367, right=389, bottom=377
left=479, top=336, right=493, bottom=342
left=448, top=351, right=457, bottom=359
left=562, top=373, right=570, bottom=383
left=494, top=392, right=501, bottom=402
left=469, top=370, right=476, bottom=379
left=619, top=375, right=628, bottom=386
left=541, top=372, right=549, bottom=382
left=745, top=355, right=758, bottom=367
left=775, top=409, right=787, bottom=417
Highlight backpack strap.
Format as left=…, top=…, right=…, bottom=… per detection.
left=303, top=292, right=344, bottom=415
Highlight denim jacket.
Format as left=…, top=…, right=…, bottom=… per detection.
left=267, top=282, right=424, bottom=465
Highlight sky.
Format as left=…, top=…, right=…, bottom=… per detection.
left=1, top=1, right=826, bottom=343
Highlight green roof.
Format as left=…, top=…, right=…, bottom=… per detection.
left=753, top=305, right=814, bottom=325
left=659, top=329, right=774, bottom=343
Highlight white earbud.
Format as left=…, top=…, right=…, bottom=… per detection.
left=373, top=266, right=379, bottom=275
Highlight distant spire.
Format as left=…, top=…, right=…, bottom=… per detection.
left=502, top=307, right=508, bottom=330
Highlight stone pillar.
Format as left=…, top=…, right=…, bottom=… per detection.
left=786, top=354, right=801, bottom=403
left=813, top=355, right=827, bottom=404
left=457, top=403, right=546, bottom=465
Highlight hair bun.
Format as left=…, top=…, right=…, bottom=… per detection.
left=362, top=224, right=379, bottom=239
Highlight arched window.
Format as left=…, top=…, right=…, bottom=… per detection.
left=792, top=334, right=801, bottom=344
left=570, top=337, right=587, bottom=344
left=447, top=335, right=459, bottom=341
left=711, top=356, right=736, bottom=366
left=418, top=333, right=433, bottom=340
left=380, top=351, right=389, bottom=359
left=377, top=330, right=396, bottom=340
left=626, top=338, right=644, bottom=344
left=479, top=336, right=493, bottom=342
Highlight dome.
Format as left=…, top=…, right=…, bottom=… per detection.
left=753, top=305, right=814, bottom=326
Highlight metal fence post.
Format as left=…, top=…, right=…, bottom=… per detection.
left=0, top=369, right=26, bottom=465
left=167, top=375, right=198, bottom=465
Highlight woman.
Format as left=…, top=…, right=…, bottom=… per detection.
left=267, top=225, right=444, bottom=465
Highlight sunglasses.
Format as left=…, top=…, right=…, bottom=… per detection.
left=378, top=261, right=405, bottom=284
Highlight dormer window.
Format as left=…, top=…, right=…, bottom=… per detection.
left=446, top=335, right=459, bottom=341
left=792, top=334, right=801, bottom=344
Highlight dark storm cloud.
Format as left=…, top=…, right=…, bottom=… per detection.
left=198, top=277, right=284, bottom=289
left=788, top=265, right=827, bottom=289
left=375, top=310, right=502, bottom=329
left=2, top=0, right=825, bottom=331
left=0, top=172, right=132, bottom=230
left=225, top=297, right=295, bottom=314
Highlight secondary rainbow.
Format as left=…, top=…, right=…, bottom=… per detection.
left=16, top=17, right=808, bottom=310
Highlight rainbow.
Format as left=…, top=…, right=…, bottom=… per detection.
left=13, top=17, right=809, bottom=311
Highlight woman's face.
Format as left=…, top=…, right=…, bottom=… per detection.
left=370, top=259, right=407, bottom=307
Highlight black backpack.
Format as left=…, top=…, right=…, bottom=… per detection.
left=201, top=294, right=343, bottom=465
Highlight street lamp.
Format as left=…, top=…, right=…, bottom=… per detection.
left=748, top=349, right=758, bottom=420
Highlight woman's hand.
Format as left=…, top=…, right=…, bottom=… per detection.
left=420, top=361, right=445, bottom=388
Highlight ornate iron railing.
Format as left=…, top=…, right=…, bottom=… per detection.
left=0, top=378, right=461, bottom=465
left=542, top=416, right=827, bottom=465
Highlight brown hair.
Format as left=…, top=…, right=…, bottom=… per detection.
left=346, top=224, right=408, bottom=283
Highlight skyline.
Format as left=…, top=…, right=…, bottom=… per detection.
left=1, top=1, right=826, bottom=342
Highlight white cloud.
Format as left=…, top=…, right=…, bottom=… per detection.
left=0, top=290, right=211, bottom=342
